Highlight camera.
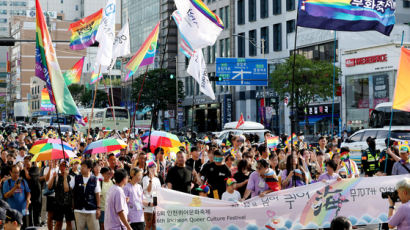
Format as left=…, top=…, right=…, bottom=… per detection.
left=381, top=190, right=400, bottom=203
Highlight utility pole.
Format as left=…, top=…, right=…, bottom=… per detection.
left=175, top=55, right=178, bottom=132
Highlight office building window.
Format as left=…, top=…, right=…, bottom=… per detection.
left=238, top=33, right=245, bottom=57
left=272, top=0, right=281, bottom=14
left=219, top=7, right=224, bottom=28
left=220, top=39, right=225, bottom=57
left=10, top=1, right=26, bottom=6
left=225, top=6, right=230, bottom=28
left=286, top=20, right=295, bottom=33
left=238, top=0, right=245, bottom=25
left=286, top=0, right=295, bottom=11
left=206, top=47, right=211, bottom=64
left=261, top=27, right=269, bottom=54
left=261, top=0, right=269, bottom=18
left=0, top=19, right=6, bottom=23
left=404, top=0, right=410, bottom=7
left=249, top=30, right=257, bottom=56
left=273, top=23, right=282, bottom=51
left=0, top=10, right=6, bottom=15
left=211, top=44, right=216, bottom=63
left=75, top=5, right=79, bottom=11
left=0, top=1, right=6, bottom=6
left=225, top=38, right=230, bottom=57
left=249, top=0, right=256, bottom=22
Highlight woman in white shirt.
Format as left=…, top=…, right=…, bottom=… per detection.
left=142, top=161, right=160, bottom=230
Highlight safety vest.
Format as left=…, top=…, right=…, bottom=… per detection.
left=363, top=150, right=378, bottom=172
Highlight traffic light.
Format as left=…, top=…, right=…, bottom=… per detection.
left=170, top=74, right=174, bottom=79
left=209, top=76, right=222, bottom=82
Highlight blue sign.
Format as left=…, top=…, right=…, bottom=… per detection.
left=216, top=58, right=268, bottom=86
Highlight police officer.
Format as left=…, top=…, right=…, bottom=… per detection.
left=361, top=137, right=380, bottom=177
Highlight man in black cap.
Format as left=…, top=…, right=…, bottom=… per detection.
left=361, top=136, right=380, bottom=177
left=4, top=209, right=22, bottom=230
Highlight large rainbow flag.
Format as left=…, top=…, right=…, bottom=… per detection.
left=68, top=9, right=102, bottom=50
left=297, top=0, right=396, bottom=36
left=35, top=0, right=84, bottom=124
left=393, top=47, right=410, bottom=112
left=40, top=88, right=55, bottom=112
left=64, top=57, right=84, bottom=86
left=125, top=22, right=160, bottom=75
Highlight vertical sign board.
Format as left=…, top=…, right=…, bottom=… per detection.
left=223, top=94, right=232, bottom=126
left=216, top=58, right=268, bottom=86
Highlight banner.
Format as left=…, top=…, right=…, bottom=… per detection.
left=187, top=49, right=215, bottom=100
left=157, top=175, right=408, bottom=230
left=108, top=22, right=130, bottom=70
left=95, top=0, right=116, bottom=67
left=297, top=0, right=396, bottom=36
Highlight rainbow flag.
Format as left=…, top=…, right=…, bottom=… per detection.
left=40, top=88, right=55, bottom=112
left=90, top=70, right=103, bottom=85
left=393, top=47, right=410, bottom=112
left=297, top=0, right=396, bottom=36
left=124, top=70, right=134, bottom=82
left=204, top=136, right=210, bottom=144
left=68, top=9, right=102, bottom=50
left=267, top=136, right=279, bottom=149
left=64, top=57, right=84, bottom=86
left=125, top=22, right=160, bottom=73
left=35, top=0, right=84, bottom=124
left=340, top=151, right=350, bottom=161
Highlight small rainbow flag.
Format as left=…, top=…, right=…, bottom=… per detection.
left=90, top=70, right=102, bottom=85
left=125, top=22, right=160, bottom=73
left=40, top=88, right=55, bottom=112
left=340, top=151, right=350, bottom=161
left=64, top=57, right=84, bottom=85
left=204, top=136, right=210, bottom=144
left=267, top=136, right=279, bottom=149
left=69, top=9, right=102, bottom=50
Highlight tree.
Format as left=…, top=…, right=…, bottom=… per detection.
left=131, top=69, right=185, bottom=111
left=68, top=84, right=109, bottom=108
left=270, top=54, right=341, bottom=131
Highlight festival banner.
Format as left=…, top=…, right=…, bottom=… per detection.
left=297, top=0, right=396, bottom=36
left=157, top=175, right=407, bottom=230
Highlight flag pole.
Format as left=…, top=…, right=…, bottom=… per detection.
left=290, top=9, right=300, bottom=152
left=109, top=73, right=117, bottom=130
left=331, top=30, right=337, bottom=138
left=88, top=64, right=101, bottom=137
left=384, top=30, right=405, bottom=173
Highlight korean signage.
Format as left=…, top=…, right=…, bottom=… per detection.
left=216, top=58, right=268, bottom=86
left=157, top=175, right=404, bottom=230
left=345, top=54, right=387, bottom=67
left=373, top=74, right=389, bottom=107
left=306, top=103, right=340, bottom=116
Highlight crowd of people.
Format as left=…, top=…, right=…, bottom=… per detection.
left=0, top=126, right=408, bottom=230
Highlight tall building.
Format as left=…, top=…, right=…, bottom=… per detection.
left=0, top=0, right=34, bottom=35
left=9, top=16, right=86, bottom=117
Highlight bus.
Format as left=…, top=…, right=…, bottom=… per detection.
left=78, top=106, right=130, bottom=131
left=369, top=102, right=410, bottom=128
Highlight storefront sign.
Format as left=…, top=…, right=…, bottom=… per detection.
left=345, top=54, right=387, bottom=67
left=157, top=175, right=403, bottom=230
left=307, top=103, right=340, bottom=116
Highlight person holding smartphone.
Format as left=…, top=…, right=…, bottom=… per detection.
left=142, top=161, right=160, bottom=230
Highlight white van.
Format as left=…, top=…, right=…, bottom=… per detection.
left=215, top=121, right=270, bottom=145
left=341, top=127, right=410, bottom=166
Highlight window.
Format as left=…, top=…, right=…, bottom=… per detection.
left=404, top=0, right=410, bottom=7
left=286, top=0, right=295, bottom=11
left=362, top=130, right=378, bottom=141
left=224, top=6, right=230, bottom=28
left=0, top=10, right=7, bottom=15
left=219, top=39, right=225, bottom=57
left=206, top=47, right=211, bottom=64
left=219, top=7, right=224, bottom=28
left=272, top=0, right=281, bottom=15
left=237, top=0, right=245, bottom=25
left=238, top=33, right=245, bottom=57
left=0, top=1, right=6, bottom=6
left=286, top=20, right=295, bottom=33
left=10, top=1, right=26, bottom=6
left=61, top=0, right=63, bottom=3
left=225, top=38, right=230, bottom=57
left=346, top=75, right=369, bottom=109
left=273, top=23, right=282, bottom=51
left=211, top=45, right=216, bottom=63
left=260, top=0, right=269, bottom=18
left=249, top=30, right=257, bottom=56
left=249, top=0, right=256, bottom=22
left=0, top=19, right=6, bottom=23
left=261, top=27, right=269, bottom=54
left=75, top=5, right=79, bottom=11
left=349, top=132, right=363, bottom=142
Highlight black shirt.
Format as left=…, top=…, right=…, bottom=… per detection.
left=200, top=162, right=231, bottom=199
left=165, top=166, right=192, bottom=194
left=185, top=158, right=202, bottom=173
left=234, top=170, right=252, bottom=198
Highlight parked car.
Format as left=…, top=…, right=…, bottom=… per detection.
left=341, top=127, right=410, bottom=166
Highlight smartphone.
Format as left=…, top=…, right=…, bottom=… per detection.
left=153, top=196, right=158, bottom=206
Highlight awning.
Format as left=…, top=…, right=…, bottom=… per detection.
left=299, top=117, right=323, bottom=126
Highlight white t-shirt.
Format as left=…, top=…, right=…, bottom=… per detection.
left=221, top=190, right=241, bottom=202
left=15, top=154, right=26, bottom=163
left=69, top=175, right=101, bottom=213
left=142, top=176, right=161, bottom=213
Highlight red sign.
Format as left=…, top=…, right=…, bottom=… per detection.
left=345, top=54, right=387, bottom=67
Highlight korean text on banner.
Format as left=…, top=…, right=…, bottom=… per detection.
left=157, top=175, right=407, bottom=230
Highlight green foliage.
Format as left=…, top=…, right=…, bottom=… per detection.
left=270, top=54, right=341, bottom=109
left=131, top=69, right=185, bottom=111
left=68, top=84, right=109, bottom=108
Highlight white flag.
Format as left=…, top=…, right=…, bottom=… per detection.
left=95, top=0, right=116, bottom=67
left=173, top=0, right=224, bottom=49
left=108, top=22, right=130, bottom=70
left=187, top=49, right=215, bottom=100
